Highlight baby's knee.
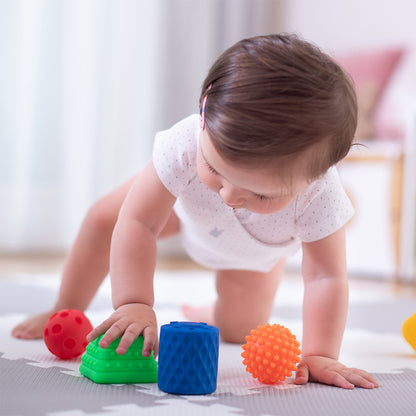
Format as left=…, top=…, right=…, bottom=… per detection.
left=83, top=198, right=117, bottom=239
left=215, top=317, right=255, bottom=344
left=219, top=327, right=247, bottom=344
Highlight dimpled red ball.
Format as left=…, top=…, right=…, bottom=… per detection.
left=241, top=323, right=301, bottom=384
left=43, top=309, right=93, bottom=359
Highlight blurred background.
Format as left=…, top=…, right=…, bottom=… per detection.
left=1, top=0, right=415, bottom=281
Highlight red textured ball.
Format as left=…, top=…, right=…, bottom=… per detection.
left=43, top=309, right=93, bottom=359
left=241, top=323, right=301, bottom=384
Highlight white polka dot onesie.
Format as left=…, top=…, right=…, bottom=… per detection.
left=152, top=114, right=354, bottom=272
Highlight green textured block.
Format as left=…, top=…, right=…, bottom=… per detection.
left=79, top=335, right=158, bottom=384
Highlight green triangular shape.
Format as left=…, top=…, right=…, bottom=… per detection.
left=80, top=335, right=158, bottom=384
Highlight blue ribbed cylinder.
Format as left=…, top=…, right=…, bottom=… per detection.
left=158, top=322, right=220, bottom=395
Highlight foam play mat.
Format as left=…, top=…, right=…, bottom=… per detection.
left=1, top=270, right=415, bottom=415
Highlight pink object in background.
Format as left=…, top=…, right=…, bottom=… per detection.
left=336, top=48, right=404, bottom=140
left=374, top=49, right=416, bottom=140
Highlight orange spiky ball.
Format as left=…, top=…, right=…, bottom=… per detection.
left=241, top=323, right=301, bottom=384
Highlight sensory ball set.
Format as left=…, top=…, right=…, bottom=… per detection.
left=43, top=309, right=303, bottom=394
left=242, top=323, right=301, bottom=384
left=43, top=309, right=93, bottom=359
left=402, top=311, right=416, bottom=351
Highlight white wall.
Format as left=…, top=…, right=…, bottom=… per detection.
left=282, top=0, right=416, bottom=53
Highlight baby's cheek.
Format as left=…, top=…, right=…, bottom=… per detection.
left=204, top=177, right=220, bottom=193
left=197, top=168, right=218, bottom=193
left=268, top=197, right=295, bottom=212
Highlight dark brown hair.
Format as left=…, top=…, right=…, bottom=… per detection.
left=200, top=33, right=357, bottom=181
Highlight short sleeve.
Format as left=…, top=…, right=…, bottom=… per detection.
left=152, top=114, right=199, bottom=197
left=295, top=167, right=354, bottom=242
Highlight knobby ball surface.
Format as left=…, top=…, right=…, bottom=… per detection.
left=43, top=309, right=93, bottom=359
left=242, top=323, right=301, bottom=384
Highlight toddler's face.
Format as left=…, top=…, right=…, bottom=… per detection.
left=197, top=130, right=308, bottom=214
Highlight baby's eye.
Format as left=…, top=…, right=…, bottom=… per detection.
left=253, top=193, right=273, bottom=201
left=206, top=162, right=219, bottom=175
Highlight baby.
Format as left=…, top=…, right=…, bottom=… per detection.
left=13, top=33, right=379, bottom=389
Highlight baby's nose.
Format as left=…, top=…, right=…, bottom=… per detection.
left=219, top=185, right=245, bottom=208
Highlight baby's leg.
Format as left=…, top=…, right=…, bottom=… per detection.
left=13, top=187, right=180, bottom=340
left=181, top=259, right=285, bottom=341
left=12, top=175, right=136, bottom=339
left=215, top=259, right=285, bottom=343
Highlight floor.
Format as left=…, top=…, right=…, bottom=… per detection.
left=1, top=253, right=416, bottom=416
left=1, top=252, right=415, bottom=293
left=0, top=253, right=205, bottom=277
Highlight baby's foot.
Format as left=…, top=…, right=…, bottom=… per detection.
left=181, top=303, right=215, bottom=326
left=11, top=311, right=55, bottom=339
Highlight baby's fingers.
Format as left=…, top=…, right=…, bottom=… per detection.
left=115, top=323, right=142, bottom=355
left=295, top=362, right=309, bottom=385
left=116, top=323, right=158, bottom=356
left=325, top=368, right=379, bottom=390
left=343, top=368, right=379, bottom=389
left=327, top=371, right=355, bottom=389
left=86, top=317, right=116, bottom=344
left=99, top=320, right=127, bottom=350
left=142, top=325, right=159, bottom=358
left=85, top=303, right=158, bottom=356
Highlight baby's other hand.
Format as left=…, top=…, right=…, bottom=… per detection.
left=295, top=356, right=379, bottom=389
left=86, top=303, right=158, bottom=357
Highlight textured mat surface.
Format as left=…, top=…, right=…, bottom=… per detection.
left=1, top=271, right=416, bottom=416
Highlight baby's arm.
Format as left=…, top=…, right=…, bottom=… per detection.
left=296, top=226, right=379, bottom=389
left=87, top=159, right=176, bottom=357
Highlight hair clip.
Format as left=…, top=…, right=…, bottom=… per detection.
left=200, top=84, right=212, bottom=130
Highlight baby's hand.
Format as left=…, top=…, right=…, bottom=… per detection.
left=295, top=356, right=379, bottom=389
left=87, top=303, right=158, bottom=357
